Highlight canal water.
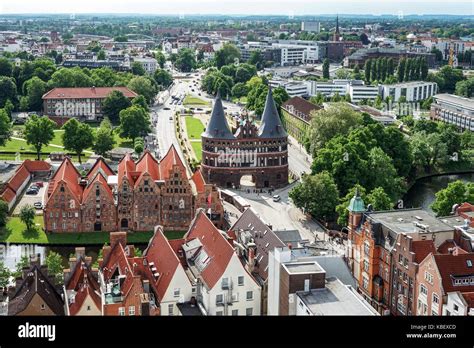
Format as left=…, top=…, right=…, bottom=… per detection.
left=403, top=173, right=474, bottom=212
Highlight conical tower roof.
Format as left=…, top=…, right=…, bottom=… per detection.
left=258, top=88, right=287, bottom=139
left=202, top=91, right=235, bottom=139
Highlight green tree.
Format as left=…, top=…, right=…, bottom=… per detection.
left=309, top=93, right=326, bottom=105
left=215, top=43, right=241, bottom=69
left=155, top=51, right=166, bottom=68
left=307, top=103, right=363, bottom=155
left=175, top=48, right=196, bottom=72
left=397, top=58, right=406, bottom=82
left=24, top=115, right=55, bottom=160
left=62, top=118, right=95, bottom=163
left=48, top=67, right=93, bottom=88
left=0, top=57, right=13, bottom=77
left=20, top=205, right=36, bottom=232
left=132, top=95, right=149, bottom=112
left=97, top=50, right=106, bottom=60
left=289, top=171, right=339, bottom=221
left=13, top=255, right=29, bottom=278
left=367, top=147, right=404, bottom=201
left=249, top=50, right=264, bottom=70
left=431, top=180, right=468, bottom=216
left=93, top=118, right=115, bottom=156
left=235, top=63, right=257, bottom=83
left=119, top=106, right=151, bottom=140
left=0, top=77, right=17, bottom=108
left=364, top=59, right=372, bottom=82
left=23, top=76, right=47, bottom=111
left=231, top=82, right=249, bottom=98
left=45, top=251, right=64, bottom=284
left=0, top=109, right=11, bottom=147
left=153, top=69, right=173, bottom=88
left=0, top=261, right=10, bottom=289
left=102, top=90, right=132, bottom=124
left=433, top=65, right=465, bottom=93
left=0, top=199, right=8, bottom=227
left=367, top=187, right=393, bottom=211
left=322, top=58, right=330, bottom=79
left=127, top=76, right=157, bottom=104
left=455, top=77, right=474, bottom=98
left=131, top=61, right=146, bottom=76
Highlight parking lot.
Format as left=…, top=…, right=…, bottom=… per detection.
left=13, top=180, right=49, bottom=216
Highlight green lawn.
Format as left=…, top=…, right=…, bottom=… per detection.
left=0, top=126, right=132, bottom=156
left=0, top=216, right=186, bottom=245
left=183, top=95, right=210, bottom=106
left=184, top=116, right=205, bottom=139
left=190, top=142, right=202, bottom=162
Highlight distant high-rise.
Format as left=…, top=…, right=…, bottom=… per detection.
left=301, top=21, right=320, bottom=33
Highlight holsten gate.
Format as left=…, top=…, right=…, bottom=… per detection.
left=201, top=90, right=289, bottom=189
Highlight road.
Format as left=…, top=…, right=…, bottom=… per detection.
left=153, top=70, right=333, bottom=251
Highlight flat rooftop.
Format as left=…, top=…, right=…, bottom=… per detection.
left=434, top=93, right=474, bottom=109
left=297, top=277, right=379, bottom=316
left=365, top=209, right=453, bottom=234
left=283, top=261, right=323, bottom=275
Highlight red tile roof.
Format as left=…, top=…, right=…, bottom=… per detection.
left=437, top=240, right=468, bottom=255
left=23, top=160, right=51, bottom=172
left=42, top=87, right=138, bottom=100
left=433, top=253, right=474, bottom=293
left=0, top=186, right=16, bottom=203
left=136, top=151, right=161, bottom=182
left=47, top=157, right=82, bottom=202
left=117, top=153, right=137, bottom=185
left=184, top=210, right=234, bottom=289
left=191, top=169, right=206, bottom=193
left=159, top=145, right=186, bottom=180
left=65, top=257, right=101, bottom=315
left=412, top=240, right=437, bottom=264
left=7, top=164, right=30, bottom=193
left=87, top=157, right=114, bottom=180
left=144, top=226, right=181, bottom=301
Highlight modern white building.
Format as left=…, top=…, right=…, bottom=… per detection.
left=269, top=79, right=310, bottom=97
left=430, top=93, right=474, bottom=132
left=301, top=21, right=321, bottom=33
left=379, top=81, right=438, bottom=102
left=134, top=57, right=158, bottom=74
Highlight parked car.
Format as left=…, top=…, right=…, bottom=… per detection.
left=29, top=185, right=39, bottom=191
left=164, top=107, right=171, bottom=110
left=33, top=202, right=43, bottom=209
left=272, top=195, right=281, bottom=202
left=169, top=116, right=173, bottom=120
left=26, top=188, right=38, bottom=195
left=35, top=182, right=44, bottom=187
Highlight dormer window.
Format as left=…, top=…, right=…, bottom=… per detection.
left=60, top=186, right=65, bottom=192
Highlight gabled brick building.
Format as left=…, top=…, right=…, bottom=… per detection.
left=63, top=248, right=102, bottom=316
left=98, top=232, right=159, bottom=316
left=416, top=252, right=474, bottom=316
left=44, top=145, right=224, bottom=233
left=346, top=190, right=454, bottom=315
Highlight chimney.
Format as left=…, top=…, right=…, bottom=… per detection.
left=142, top=279, right=150, bottom=293
left=110, top=232, right=127, bottom=248
left=248, top=245, right=256, bottom=273
left=128, top=245, right=135, bottom=258
left=101, top=245, right=112, bottom=264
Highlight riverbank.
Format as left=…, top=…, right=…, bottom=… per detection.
left=0, top=216, right=186, bottom=245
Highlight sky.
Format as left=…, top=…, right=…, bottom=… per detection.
left=0, top=0, right=472, bottom=16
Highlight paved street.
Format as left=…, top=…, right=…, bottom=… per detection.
left=152, top=72, right=340, bottom=254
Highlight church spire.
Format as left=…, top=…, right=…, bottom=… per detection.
left=334, top=15, right=340, bottom=41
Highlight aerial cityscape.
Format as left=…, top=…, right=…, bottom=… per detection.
left=0, top=1, right=472, bottom=333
